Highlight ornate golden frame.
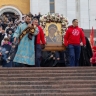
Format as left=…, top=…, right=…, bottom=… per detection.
left=43, top=22, right=66, bottom=51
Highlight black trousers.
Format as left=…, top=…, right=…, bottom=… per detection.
left=16, top=63, right=35, bottom=67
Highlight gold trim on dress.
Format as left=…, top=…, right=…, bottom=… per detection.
left=19, top=25, right=37, bottom=41
left=20, top=36, right=22, bottom=39
left=23, top=31, right=26, bottom=34
left=31, top=29, right=35, bottom=33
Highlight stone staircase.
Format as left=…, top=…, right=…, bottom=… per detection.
left=0, top=67, right=96, bottom=96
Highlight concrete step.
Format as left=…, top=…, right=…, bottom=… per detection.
left=0, top=93, right=96, bottom=96
left=0, top=80, right=96, bottom=86
left=0, top=76, right=95, bottom=81
left=0, top=84, right=96, bottom=89
left=0, top=67, right=96, bottom=71
left=0, top=72, right=95, bottom=77
left=0, top=88, right=96, bottom=93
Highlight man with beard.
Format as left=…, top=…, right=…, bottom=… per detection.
left=13, top=15, right=38, bottom=67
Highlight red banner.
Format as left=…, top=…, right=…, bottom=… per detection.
left=90, top=27, right=94, bottom=48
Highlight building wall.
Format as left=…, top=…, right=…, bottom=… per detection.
left=80, top=0, right=90, bottom=29
left=79, top=0, right=96, bottom=29
left=55, top=0, right=67, bottom=16
left=30, top=0, right=96, bottom=40
left=66, top=0, right=76, bottom=26
left=0, top=0, right=30, bottom=14
left=90, top=0, right=96, bottom=29
left=0, top=0, right=96, bottom=29
left=30, top=0, right=50, bottom=15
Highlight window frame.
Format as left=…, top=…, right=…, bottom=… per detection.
left=50, top=0, right=55, bottom=13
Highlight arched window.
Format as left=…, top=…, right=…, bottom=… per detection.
left=50, top=0, right=55, bottom=13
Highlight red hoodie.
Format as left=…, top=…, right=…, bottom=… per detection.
left=36, top=26, right=46, bottom=44
left=64, top=25, right=86, bottom=46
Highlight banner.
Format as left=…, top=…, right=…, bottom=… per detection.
left=90, top=27, right=94, bottom=47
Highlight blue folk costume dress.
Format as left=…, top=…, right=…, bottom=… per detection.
left=13, top=23, right=38, bottom=65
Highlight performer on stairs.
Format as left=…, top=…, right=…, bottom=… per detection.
left=13, top=15, right=38, bottom=67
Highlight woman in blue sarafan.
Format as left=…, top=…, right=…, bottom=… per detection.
left=13, top=15, right=38, bottom=66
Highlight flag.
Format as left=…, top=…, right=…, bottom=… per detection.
left=90, top=27, right=94, bottom=47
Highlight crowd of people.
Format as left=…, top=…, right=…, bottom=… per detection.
left=0, top=13, right=94, bottom=67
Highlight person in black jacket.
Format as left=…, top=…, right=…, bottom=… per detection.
left=2, top=21, right=8, bottom=30
left=0, top=27, right=7, bottom=46
left=6, top=24, right=14, bottom=34
left=79, top=36, right=93, bottom=66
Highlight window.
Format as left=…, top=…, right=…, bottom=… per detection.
left=50, top=0, right=55, bottom=13
left=50, top=0, right=54, bottom=2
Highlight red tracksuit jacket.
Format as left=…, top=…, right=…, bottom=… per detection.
left=36, top=26, right=46, bottom=44
left=64, top=25, right=86, bottom=46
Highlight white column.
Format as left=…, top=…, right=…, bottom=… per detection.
left=80, top=0, right=90, bottom=29
left=30, top=0, right=39, bottom=15
left=30, top=0, right=50, bottom=15
left=66, top=0, right=76, bottom=25
left=30, top=0, right=32, bottom=14
left=55, top=0, right=67, bottom=16
left=76, top=0, right=81, bottom=26
left=90, top=0, right=96, bottom=29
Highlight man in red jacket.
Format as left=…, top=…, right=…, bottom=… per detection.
left=32, top=18, right=46, bottom=67
left=64, top=19, right=86, bottom=66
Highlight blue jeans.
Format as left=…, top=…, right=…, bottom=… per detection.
left=68, top=45, right=81, bottom=66
left=35, top=44, right=41, bottom=67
